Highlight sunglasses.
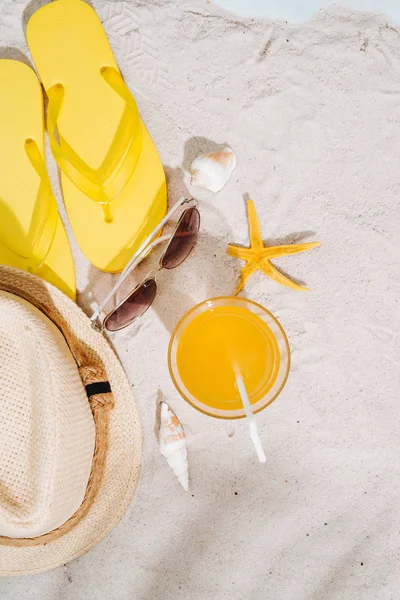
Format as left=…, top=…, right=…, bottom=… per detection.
left=90, top=197, right=200, bottom=332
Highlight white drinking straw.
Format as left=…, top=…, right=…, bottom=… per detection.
left=235, top=371, right=266, bottom=463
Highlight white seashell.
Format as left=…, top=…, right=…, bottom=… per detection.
left=159, top=401, right=189, bottom=491
left=190, top=146, right=236, bottom=193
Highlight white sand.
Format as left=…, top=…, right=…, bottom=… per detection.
left=214, top=0, right=400, bottom=24
left=1, top=0, right=400, bottom=597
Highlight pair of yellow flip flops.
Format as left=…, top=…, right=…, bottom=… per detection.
left=0, top=0, right=167, bottom=300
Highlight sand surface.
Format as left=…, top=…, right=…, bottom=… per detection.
left=214, top=0, right=400, bottom=24
left=0, top=0, right=399, bottom=598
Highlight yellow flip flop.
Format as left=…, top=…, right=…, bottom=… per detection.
left=0, top=60, right=76, bottom=300
left=27, top=0, right=167, bottom=273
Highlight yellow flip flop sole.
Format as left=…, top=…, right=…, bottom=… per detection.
left=0, top=60, right=76, bottom=300
left=27, top=0, right=167, bottom=273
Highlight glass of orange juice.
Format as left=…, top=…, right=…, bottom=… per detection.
left=168, top=297, right=290, bottom=419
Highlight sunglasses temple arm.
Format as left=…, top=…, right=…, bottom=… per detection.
left=90, top=199, right=187, bottom=324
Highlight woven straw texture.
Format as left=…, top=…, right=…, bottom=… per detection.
left=0, top=292, right=96, bottom=538
left=0, top=266, right=142, bottom=576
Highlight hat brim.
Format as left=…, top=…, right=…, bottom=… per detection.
left=0, top=266, right=142, bottom=576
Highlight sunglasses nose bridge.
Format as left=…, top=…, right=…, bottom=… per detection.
left=158, top=250, right=166, bottom=270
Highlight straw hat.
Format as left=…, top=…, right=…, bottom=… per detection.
left=0, top=265, right=142, bottom=576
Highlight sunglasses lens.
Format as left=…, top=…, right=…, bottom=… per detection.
left=162, top=207, right=200, bottom=270
left=104, top=279, right=157, bottom=332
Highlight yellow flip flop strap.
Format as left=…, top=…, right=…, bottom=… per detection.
left=47, top=67, right=143, bottom=223
left=0, top=140, right=58, bottom=273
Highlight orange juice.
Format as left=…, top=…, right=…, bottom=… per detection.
left=169, top=298, right=290, bottom=419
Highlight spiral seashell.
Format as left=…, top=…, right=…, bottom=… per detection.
left=159, top=401, right=189, bottom=491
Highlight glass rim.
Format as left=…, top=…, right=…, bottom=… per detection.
left=168, top=296, right=291, bottom=419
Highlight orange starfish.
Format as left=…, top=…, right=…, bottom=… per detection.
left=227, top=199, right=321, bottom=295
